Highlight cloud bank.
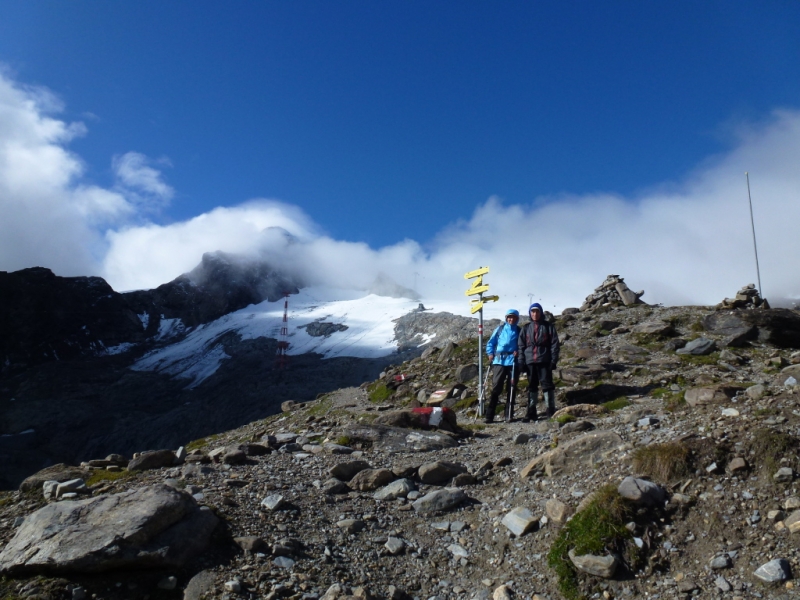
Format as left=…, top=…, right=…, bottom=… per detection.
left=1, top=68, right=799, bottom=313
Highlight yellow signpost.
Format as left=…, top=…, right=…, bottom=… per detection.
left=464, top=267, right=498, bottom=418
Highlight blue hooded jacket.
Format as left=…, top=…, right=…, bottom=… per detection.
left=486, top=319, right=520, bottom=366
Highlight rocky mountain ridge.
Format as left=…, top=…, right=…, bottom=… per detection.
left=3, top=284, right=800, bottom=600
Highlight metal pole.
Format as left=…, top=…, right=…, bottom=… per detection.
left=745, top=172, right=763, bottom=298
left=477, top=294, right=484, bottom=417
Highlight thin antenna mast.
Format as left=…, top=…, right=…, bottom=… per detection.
left=745, top=172, right=763, bottom=298
left=276, top=292, right=290, bottom=369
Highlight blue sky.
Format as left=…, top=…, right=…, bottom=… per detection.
left=1, top=2, right=800, bottom=308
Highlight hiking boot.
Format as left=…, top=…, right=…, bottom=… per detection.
left=522, top=391, right=537, bottom=423
left=484, top=398, right=498, bottom=424
left=544, top=390, right=556, bottom=418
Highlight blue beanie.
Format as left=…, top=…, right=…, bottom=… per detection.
left=529, top=303, right=543, bottom=313
left=505, top=309, right=519, bottom=317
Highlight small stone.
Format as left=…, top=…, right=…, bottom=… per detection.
left=71, top=587, right=86, bottom=600
left=447, top=544, right=469, bottom=558
left=784, top=497, right=800, bottom=510
left=224, top=580, right=242, bottom=593
left=710, top=555, right=732, bottom=570
left=721, top=408, right=740, bottom=417
left=774, top=467, right=794, bottom=483
left=492, top=585, right=512, bottom=600
left=728, top=457, right=748, bottom=473
left=329, top=460, right=371, bottom=481
left=784, top=510, right=800, bottom=533
left=768, top=510, right=785, bottom=521
left=545, top=499, right=571, bottom=523
left=336, top=519, right=365, bottom=534
left=412, top=488, right=466, bottom=514
left=324, top=443, right=354, bottom=455
left=374, top=478, right=415, bottom=501
left=385, top=537, right=405, bottom=555
left=501, top=507, right=539, bottom=537
left=618, top=477, right=665, bottom=507
left=754, top=559, right=791, bottom=583
left=513, top=433, right=531, bottom=445
left=273, top=556, right=295, bottom=569
left=715, top=576, right=731, bottom=592
left=261, top=494, right=286, bottom=511
left=568, top=549, right=618, bottom=578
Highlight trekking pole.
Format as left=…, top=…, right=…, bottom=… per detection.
left=506, top=361, right=516, bottom=423
left=475, top=367, right=491, bottom=422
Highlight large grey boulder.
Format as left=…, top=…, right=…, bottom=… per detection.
left=418, top=461, right=468, bottom=484
left=520, top=430, right=623, bottom=478
left=676, top=338, right=716, bottom=356
left=127, top=449, right=177, bottom=471
left=455, top=363, right=478, bottom=383
left=618, top=477, right=665, bottom=507
left=0, top=485, right=218, bottom=575
left=19, top=464, right=86, bottom=492
left=704, top=309, right=800, bottom=348
left=412, top=488, right=467, bottom=514
left=343, top=424, right=459, bottom=453
left=753, top=558, right=791, bottom=583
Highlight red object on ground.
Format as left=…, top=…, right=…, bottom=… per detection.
left=411, top=406, right=454, bottom=427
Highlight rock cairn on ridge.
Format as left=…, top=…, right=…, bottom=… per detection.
left=580, top=274, right=645, bottom=312
left=716, top=283, right=770, bottom=310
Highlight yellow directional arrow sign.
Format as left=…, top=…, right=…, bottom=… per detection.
left=465, top=282, right=490, bottom=296
left=464, top=266, right=489, bottom=280
left=483, top=295, right=499, bottom=303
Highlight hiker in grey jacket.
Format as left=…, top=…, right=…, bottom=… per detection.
left=517, top=302, right=560, bottom=421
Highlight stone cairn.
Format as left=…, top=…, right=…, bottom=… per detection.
left=579, top=275, right=645, bottom=312
left=716, top=283, right=770, bottom=310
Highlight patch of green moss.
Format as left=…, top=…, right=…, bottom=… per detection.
left=632, top=442, right=691, bottom=483
left=453, top=396, right=478, bottom=411
left=679, top=352, right=720, bottom=366
left=335, top=435, right=352, bottom=446
left=690, top=320, right=705, bottom=332
left=186, top=433, right=220, bottom=452
left=602, top=397, right=630, bottom=411
left=356, top=413, right=378, bottom=424
left=367, top=382, right=392, bottom=403
left=85, top=469, right=137, bottom=487
left=463, top=423, right=486, bottom=431
left=547, top=485, right=637, bottom=600
left=0, top=493, right=14, bottom=508
left=308, top=397, right=333, bottom=416
left=555, top=414, right=576, bottom=424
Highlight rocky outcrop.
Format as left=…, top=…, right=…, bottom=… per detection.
left=0, top=485, right=218, bottom=575
left=580, top=275, right=645, bottom=311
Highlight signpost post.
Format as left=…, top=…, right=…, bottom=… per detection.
left=464, top=267, right=499, bottom=418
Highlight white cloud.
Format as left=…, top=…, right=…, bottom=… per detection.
left=1, top=67, right=798, bottom=312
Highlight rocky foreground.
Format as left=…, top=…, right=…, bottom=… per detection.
left=3, top=289, right=800, bottom=600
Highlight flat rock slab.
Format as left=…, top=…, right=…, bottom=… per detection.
left=0, top=484, right=218, bottom=575
left=19, top=464, right=87, bottom=493
left=753, top=558, right=791, bottom=583
left=343, top=424, right=459, bottom=453
left=676, top=337, right=716, bottom=355
left=501, top=507, right=539, bottom=536
left=684, top=385, right=741, bottom=407
left=520, top=430, right=623, bottom=478
left=568, top=549, right=618, bottom=578
left=412, top=488, right=467, bottom=514
left=128, top=449, right=177, bottom=471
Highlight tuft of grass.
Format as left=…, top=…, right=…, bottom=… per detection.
left=86, top=469, right=136, bottom=487
left=308, top=397, right=333, bottom=416
left=632, top=442, right=691, bottom=483
left=650, top=388, right=670, bottom=398
left=452, top=396, right=477, bottom=411
left=679, top=352, right=720, bottom=366
left=690, top=320, right=705, bottom=332
left=463, top=423, right=486, bottom=431
left=664, top=391, right=686, bottom=412
left=555, top=414, right=576, bottom=424
left=367, top=382, right=392, bottom=403
left=547, top=485, right=637, bottom=600
left=0, top=493, right=15, bottom=508
left=602, top=397, right=630, bottom=411
left=750, top=429, right=799, bottom=477
left=335, top=435, right=352, bottom=447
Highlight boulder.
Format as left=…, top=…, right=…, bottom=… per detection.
left=374, top=479, right=415, bottom=501
left=676, top=337, right=716, bottom=355
left=0, top=485, right=217, bottom=575
left=455, top=363, right=479, bottom=383
left=558, top=364, right=607, bottom=383
left=342, top=423, right=459, bottom=453
left=418, top=461, right=468, bottom=485
left=411, top=488, right=467, bottom=514
left=632, top=322, right=675, bottom=337
left=349, top=468, right=395, bottom=491
left=705, top=309, right=800, bottom=348
left=618, top=477, right=665, bottom=507
left=329, top=460, right=371, bottom=482
left=438, top=342, right=457, bottom=362
left=551, top=404, right=608, bottom=420
left=19, top=464, right=86, bottom=493
left=373, top=408, right=459, bottom=433
left=684, top=385, right=741, bottom=407
left=753, top=559, right=792, bottom=583
left=128, top=449, right=177, bottom=472
left=520, top=430, right=623, bottom=478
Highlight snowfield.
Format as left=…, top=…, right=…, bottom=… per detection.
left=132, top=288, right=425, bottom=387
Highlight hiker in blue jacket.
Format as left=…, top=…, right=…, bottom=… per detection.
left=484, top=309, right=521, bottom=423
left=517, top=302, right=560, bottom=421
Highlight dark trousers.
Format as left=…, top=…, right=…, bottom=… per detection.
left=525, top=363, right=555, bottom=396
left=490, top=364, right=517, bottom=403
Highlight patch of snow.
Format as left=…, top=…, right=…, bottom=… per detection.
left=138, top=312, right=150, bottom=329
left=132, top=287, right=421, bottom=385
left=156, top=317, right=186, bottom=340
left=417, top=333, right=437, bottom=346
left=106, top=342, right=136, bottom=355
left=19, top=429, right=35, bottom=435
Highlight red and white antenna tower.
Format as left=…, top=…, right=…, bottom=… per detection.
left=276, top=292, right=290, bottom=368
